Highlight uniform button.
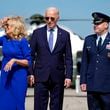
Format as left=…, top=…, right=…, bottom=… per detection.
left=97, top=54, right=99, bottom=56
left=96, top=67, right=98, bottom=70
left=96, top=60, right=99, bottom=63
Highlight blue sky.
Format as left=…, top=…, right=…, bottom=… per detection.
left=0, top=0, right=110, bottom=38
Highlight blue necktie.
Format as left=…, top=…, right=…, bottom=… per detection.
left=48, top=29, right=54, bottom=52
left=97, top=37, right=102, bottom=51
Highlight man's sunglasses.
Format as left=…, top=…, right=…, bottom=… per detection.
left=45, top=17, right=55, bottom=21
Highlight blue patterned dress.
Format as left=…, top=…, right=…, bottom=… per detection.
left=0, top=35, right=31, bottom=110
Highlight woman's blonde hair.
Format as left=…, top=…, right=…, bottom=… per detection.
left=6, top=16, right=27, bottom=39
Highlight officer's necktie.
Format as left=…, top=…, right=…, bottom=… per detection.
left=48, top=29, right=54, bottom=52
left=97, top=37, right=102, bottom=51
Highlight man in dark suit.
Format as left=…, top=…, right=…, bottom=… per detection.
left=29, top=7, right=73, bottom=110
left=80, top=12, right=110, bottom=110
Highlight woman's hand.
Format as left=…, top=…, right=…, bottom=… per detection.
left=4, top=58, right=16, bottom=72
left=0, top=17, right=9, bottom=28
left=0, top=20, right=2, bottom=28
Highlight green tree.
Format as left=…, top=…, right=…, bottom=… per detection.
left=29, top=14, right=45, bottom=25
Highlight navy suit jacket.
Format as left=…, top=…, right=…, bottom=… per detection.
left=30, top=25, right=73, bottom=83
left=80, top=32, right=110, bottom=92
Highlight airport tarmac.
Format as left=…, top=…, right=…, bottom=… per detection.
left=25, top=88, right=88, bottom=110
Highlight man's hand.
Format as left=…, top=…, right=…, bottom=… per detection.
left=28, top=75, right=35, bottom=87
left=80, top=83, right=87, bottom=92
left=64, top=78, right=72, bottom=88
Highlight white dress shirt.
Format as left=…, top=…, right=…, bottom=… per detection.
left=96, top=32, right=108, bottom=46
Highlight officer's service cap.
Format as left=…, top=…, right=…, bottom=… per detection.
left=92, top=12, right=110, bottom=25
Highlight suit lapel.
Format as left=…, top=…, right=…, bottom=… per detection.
left=52, top=27, right=62, bottom=53
left=43, top=26, right=51, bottom=51
left=91, top=35, right=97, bottom=52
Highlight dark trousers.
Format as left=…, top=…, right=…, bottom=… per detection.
left=34, top=78, right=64, bottom=110
left=87, top=91, right=110, bottom=110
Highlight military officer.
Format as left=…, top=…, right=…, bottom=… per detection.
left=80, top=12, right=110, bottom=110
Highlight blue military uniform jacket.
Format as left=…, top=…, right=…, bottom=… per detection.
left=80, top=32, right=110, bottom=92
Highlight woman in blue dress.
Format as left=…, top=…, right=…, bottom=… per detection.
left=0, top=16, right=31, bottom=110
